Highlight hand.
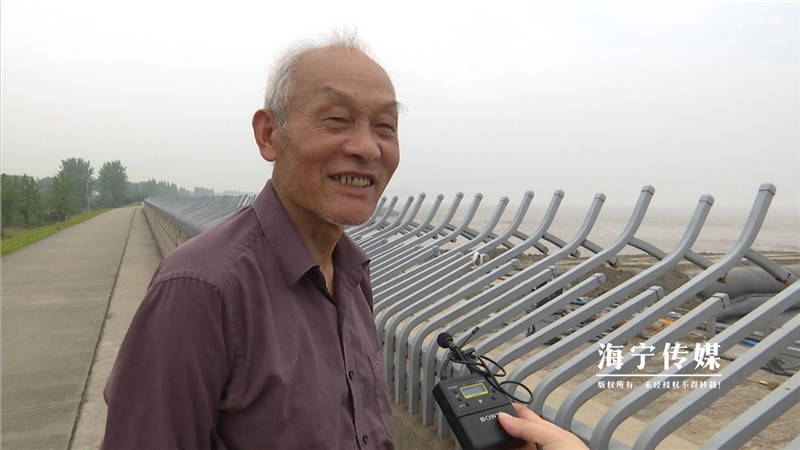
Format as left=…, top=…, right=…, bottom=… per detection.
left=498, top=403, right=588, bottom=450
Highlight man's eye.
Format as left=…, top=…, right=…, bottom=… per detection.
left=323, top=117, right=349, bottom=129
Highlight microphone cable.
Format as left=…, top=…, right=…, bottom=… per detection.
left=438, top=328, right=533, bottom=405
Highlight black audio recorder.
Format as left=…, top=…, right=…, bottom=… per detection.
left=433, top=373, right=525, bottom=450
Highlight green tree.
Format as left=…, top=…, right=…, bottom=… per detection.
left=1, top=174, right=22, bottom=226
left=18, top=175, right=40, bottom=225
left=99, top=160, right=128, bottom=207
left=59, top=157, right=94, bottom=211
left=37, top=176, right=54, bottom=191
left=49, top=171, right=78, bottom=221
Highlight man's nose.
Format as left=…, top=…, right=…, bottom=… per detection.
left=342, top=123, right=381, bottom=162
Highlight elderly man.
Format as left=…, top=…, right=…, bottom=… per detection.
left=102, top=35, right=398, bottom=449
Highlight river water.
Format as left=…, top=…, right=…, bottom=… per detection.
left=418, top=199, right=799, bottom=255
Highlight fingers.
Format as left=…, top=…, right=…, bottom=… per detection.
left=511, top=402, right=541, bottom=422
left=497, top=411, right=524, bottom=439
left=499, top=404, right=589, bottom=450
left=498, top=410, right=547, bottom=444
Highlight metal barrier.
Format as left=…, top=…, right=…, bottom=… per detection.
left=143, top=184, right=799, bottom=448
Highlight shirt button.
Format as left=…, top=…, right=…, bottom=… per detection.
left=362, top=435, right=369, bottom=444
left=348, top=370, right=354, bottom=380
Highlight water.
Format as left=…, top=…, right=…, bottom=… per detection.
left=424, top=200, right=799, bottom=255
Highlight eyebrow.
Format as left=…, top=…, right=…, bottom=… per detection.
left=314, top=86, right=404, bottom=114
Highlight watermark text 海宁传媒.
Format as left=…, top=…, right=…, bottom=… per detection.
left=595, top=342, right=722, bottom=390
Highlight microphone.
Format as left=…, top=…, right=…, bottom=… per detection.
left=437, top=332, right=455, bottom=350
left=432, top=328, right=527, bottom=450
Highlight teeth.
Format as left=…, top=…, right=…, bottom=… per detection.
left=335, top=175, right=371, bottom=187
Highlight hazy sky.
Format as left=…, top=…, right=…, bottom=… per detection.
left=2, top=1, right=798, bottom=212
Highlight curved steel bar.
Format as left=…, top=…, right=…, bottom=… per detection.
left=359, top=194, right=423, bottom=249
left=372, top=247, right=442, bottom=300
left=786, top=432, right=800, bottom=450
left=634, top=284, right=800, bottom=449
left=592, top=284, right=799, bottom=448
left=416, top=266, right=560, bottom=424
left=381, top=260, right=520, bottom=396
left=375, top=250, right=511, bottom=343
left=588, top=183, right=779, bottom=448
left=370, top=193, right=462, bottom=265
left=483, top=190, right=566, bottom=264
left=456, top=186, right=656, bottom=363
left=372, top=195, right=510, bottom=305
left=507, top=230, right=548, bottom=254
left=373, top=193, right=533, bottom=318
left=394, top=260, right=566, bottom=405
left=146, top=196, right=253, bottom=238
left=432, top=273, right=610, bottom=438
left=349, top=196, right=399, bottom=239
left=378, top=190, right=561, bottom=347
left=468, top=192, right=633, bottom=362
left=744, top=249, right=795, bottom=284
left=404, top=251, right=584, bottom=416
left=550, top=292, right=729, bottom=427
left=370, top=193, right=486, bottom=291
left=684, top=249, right=715, bottom=270
left=701, top=369, right=800, bottom=449
left=628, top=237, right=668, bottom=260
left=364, top=194, right=443, bottom=257
left=540, top=232, right=609, bottom=262
left=370, top=193, right=469, bottom=277
left=540, top=232, right=578, bottom=258
left=374, top=192, right=535, bottom=318
left=359, top=194, right=424, bottom=250
left=353, top=195, right=414, bottom=243
left=493, top=193, right=712, bottom=396
left=194, top=198, right=254, bottom=234
left=381, top=189, right=569, bottom=334
left=346, top=196, right=387, bottom=234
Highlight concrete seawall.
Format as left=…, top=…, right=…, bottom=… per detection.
left=142, top=202, right=189, bottom=258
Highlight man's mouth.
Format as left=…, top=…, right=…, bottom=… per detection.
left=331, top=174, right=374, bottom=188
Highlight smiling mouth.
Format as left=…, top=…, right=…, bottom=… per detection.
left=331, top=174, right=374, bottom=188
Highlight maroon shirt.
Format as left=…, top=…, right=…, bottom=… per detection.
left=103, top=182, right=394, bottom=450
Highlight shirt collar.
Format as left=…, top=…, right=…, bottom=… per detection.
left=252, top=180, right=369, bottom=287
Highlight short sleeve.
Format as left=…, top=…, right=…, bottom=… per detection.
left=102, top=276, right=234, bottom=450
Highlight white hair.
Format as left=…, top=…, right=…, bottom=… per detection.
left=263, top=30, right=372, bottom=126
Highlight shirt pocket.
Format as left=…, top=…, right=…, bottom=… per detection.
left=368, top=349, right=394, bottom=439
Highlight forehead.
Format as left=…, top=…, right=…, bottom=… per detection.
left=291, top=47, right=397, bottom=111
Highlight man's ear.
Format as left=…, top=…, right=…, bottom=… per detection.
left=252, top=109, right=281, bottom=162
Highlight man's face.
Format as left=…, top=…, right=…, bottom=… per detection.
left=263, top=47, right=400, bottom=228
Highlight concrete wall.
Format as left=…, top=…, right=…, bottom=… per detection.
left=142, top=203, right=190, bottom=258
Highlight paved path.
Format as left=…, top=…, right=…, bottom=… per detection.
left=71, top=207, right=162, bottom=448
left=1, top=206, right=159, bottom=450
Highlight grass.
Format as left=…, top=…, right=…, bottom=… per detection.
left=1, top=226, right=32, bottom=240
left=1, top=209, right=111, bottom=256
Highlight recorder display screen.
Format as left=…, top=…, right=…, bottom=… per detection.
left=460, top=383, right=489, bottom=399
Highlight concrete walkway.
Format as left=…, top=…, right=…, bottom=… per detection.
left=71, top=207, right=162, bottom=448
left=1, top=206, right=160, bottom=450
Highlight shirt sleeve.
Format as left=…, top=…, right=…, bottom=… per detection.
left=102, top=276, right=235, bottom=450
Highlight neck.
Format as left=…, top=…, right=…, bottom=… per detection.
left=273, top=186, right=342, bottom=293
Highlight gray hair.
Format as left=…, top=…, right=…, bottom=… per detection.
left=263, top=30, right=372, bottom=126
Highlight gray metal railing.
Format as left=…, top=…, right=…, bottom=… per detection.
left=144, top=183, right=799, bottom=449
